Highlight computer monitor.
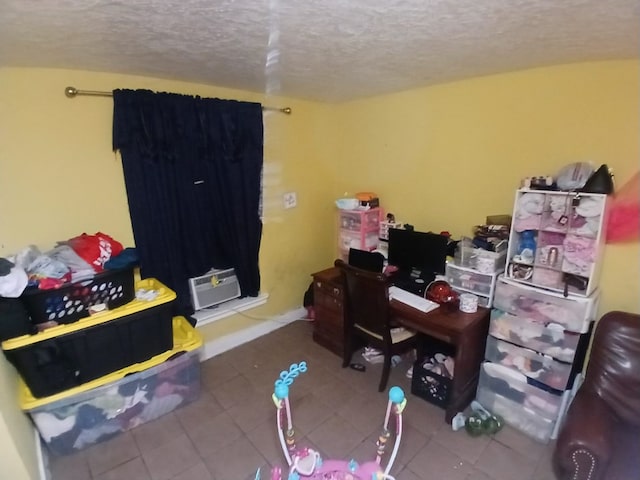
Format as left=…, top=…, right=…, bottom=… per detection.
left=348, top=248, right=384, bottom=273
left=387, top=228, right=448, bottom=276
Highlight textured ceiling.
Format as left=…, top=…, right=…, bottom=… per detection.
left=1, top=0, right=638, bottom=103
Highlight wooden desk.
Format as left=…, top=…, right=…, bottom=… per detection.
left=390, top=299, right=490, bottom=424
left=311, top=267, right=490, bottom=424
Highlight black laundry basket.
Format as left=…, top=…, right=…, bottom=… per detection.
left=411, top=338, right=456, bottom=408
left=20, top=267, right=135, bottom=325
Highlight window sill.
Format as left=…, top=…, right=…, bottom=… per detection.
left=191, top=293, right=269, bottom=327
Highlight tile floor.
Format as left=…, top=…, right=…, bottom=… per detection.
left=47, top=320, right=558, bottom=480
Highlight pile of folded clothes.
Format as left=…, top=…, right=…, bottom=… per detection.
left=0, top=232, right=137, bottom=296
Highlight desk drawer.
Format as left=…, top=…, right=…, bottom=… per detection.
left=314, top=305, right=342, bottom=332
left=485, top=336, right=573, bottom=391
left=314, top=289, right=343, bottom=314
left=314, top=279, right=343, bottom=301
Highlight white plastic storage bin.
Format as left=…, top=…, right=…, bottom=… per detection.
left=21, top=316, right=202, bottom=456
left=476, top=386, right=556, bottom=443
left=454, top=246, right=507, bottom=273
left=446, top=262, right=501, bottom=308
left=506, top=189, right=608, bottom=297
left=478, top=362, right=564, bottom=421
left=485, top=336, right=573, bottom=391
left=489, top=310, right=581, bottom=363
left=493, top=276, right=597, bottom=333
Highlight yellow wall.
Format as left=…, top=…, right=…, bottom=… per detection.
left=333, top=60, right=639, bottom=315
left=0, top=67, right=337, bottom=479
left=0, top=60, right=638, bottom=478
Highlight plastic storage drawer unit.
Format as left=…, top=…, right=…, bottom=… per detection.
left=489, top=310, right=581, bottom=363
left=446, top=263, right=494, bottom=295
left=21, top=316, right=202, bottom=456
left=476, top=386, right=556, bottom=443
left=2, top=278, right=175, bottom=398
left=478, top=362, right=564, bottom=421
left=493, top=277, right=597, bottom=333
left=484, top=335, right=574, bottom=391
left=339, top=209, right=381, bottom=232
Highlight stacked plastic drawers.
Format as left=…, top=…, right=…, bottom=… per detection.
left=2, top=276, right=203, bottom=454
left=476, top=276, right=596, bottom=443
left=446, top=245, right=506, bottom=308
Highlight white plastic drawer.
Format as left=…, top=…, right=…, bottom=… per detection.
left=493, top=277, right=597, bottom=333
left=454, top=247, right=507, bottom=273
left=338, top=230, right=378, bottom=251
left=446, top=263, right=494, bottom=295
left=478, top=362, right=563, bottom=421
left=476, top=386, right=555, bottom=443
left=485, top=336, right=573, bottom=391
left=489, top=310, right=580, bottom=363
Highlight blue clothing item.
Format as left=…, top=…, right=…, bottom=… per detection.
left=104, top=248, right=139, bottom=270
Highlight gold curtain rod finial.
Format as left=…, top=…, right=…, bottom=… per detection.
left=65, top=86, right=78, bottom=98
left=281, top=107, right=292, bottom=115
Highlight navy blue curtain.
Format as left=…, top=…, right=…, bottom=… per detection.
left=112, top=89, right=263, bottom=318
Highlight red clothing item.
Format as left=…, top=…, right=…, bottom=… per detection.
left=66, top=232, right=124, bottom=272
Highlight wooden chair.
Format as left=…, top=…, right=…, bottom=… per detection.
left=335, top=259, right=417, bottom=392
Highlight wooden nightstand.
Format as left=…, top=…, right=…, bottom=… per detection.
left=311, top=268, right=344, bottom=356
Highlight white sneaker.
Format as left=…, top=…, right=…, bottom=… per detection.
left=363, top=346, right=383, bottom=358
left=362, top=347, right=384, bottom=363
left=406, top=366, right=413, bottom=378
left=363, top=353, right=385, bottom=364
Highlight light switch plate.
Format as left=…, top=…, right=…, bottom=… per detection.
left=283, top=192, right=297, bottom=209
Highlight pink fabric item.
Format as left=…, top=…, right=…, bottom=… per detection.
left=607, top=171, right=640, bottom=243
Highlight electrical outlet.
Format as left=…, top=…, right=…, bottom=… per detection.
left=283, top=192, right=297, bottom=209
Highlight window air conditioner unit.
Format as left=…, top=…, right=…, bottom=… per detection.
left=188, top=268, right=241, bottom=310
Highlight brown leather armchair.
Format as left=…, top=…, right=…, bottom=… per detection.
left=553, top=311, right=640, bottom=480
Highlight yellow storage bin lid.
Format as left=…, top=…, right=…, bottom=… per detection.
left=19, top=316, right=202, bottom=410
left=3, top=278, right=176, bottom=351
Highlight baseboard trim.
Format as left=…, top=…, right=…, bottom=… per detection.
left=201, top=307, right=307, bottom=360
left=192, top=293, right=269, bottom=327
left=36, top=427, right=48, bottom=480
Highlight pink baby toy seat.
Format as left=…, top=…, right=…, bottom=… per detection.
left=257, top=362, right=407, bottom=480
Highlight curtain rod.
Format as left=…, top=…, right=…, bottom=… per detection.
left=64, top=86, right=292, bottom=115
